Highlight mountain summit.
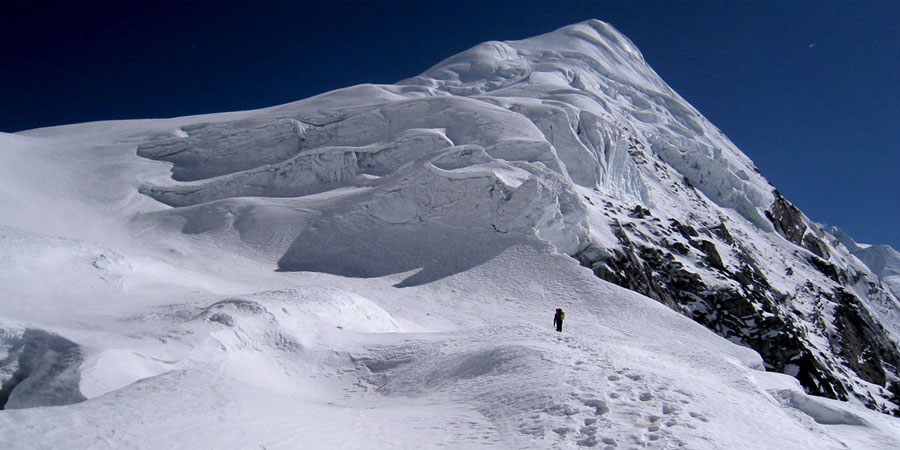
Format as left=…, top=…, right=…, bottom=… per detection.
left=138, top=19, right=900, bottom=412
left=2, top=20, right=899, bottom=448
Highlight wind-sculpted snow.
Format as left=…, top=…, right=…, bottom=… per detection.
left=139, top=94, right=590, bottom=265
left=138, top=20, right=773, bottom=264
left=275, top=144, right=586, bottom=285
left=402, top=19, right=775, bottom=229
left=140, top=129, right=451, bottom=207
left=136, top=118, right=308, bottom=181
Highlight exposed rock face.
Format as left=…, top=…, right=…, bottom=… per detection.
left=0, top=327, right=85, bottom=409
left=766, top=191, right=830, bottom=259
left=767, top=191, right=807, bottom=246
left=576, top=194, right=900, bottom=416
left=832, top=289, right=898, bottom=387
left=700, top=240, right=726, bottom=271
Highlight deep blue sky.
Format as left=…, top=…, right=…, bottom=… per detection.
left=2, top=1, right=898, bottom=249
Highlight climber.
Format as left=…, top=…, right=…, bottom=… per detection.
left=553, top=308, right=565, bottom=332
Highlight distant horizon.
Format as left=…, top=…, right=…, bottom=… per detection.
left=2, top=1, right=897, bottom=250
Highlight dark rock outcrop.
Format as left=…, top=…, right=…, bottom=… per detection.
left=700, top=240, right=726, bottom=271
left=766, top=191, right=807, bottom=245
left=575, top=211, right=900, bottom=415
left=831, top=289, right=899, bottom=388
left=766, top=190, right=830, bottom=259
left=0, top=328, right=86, bottom=410
left=803, top=232, right=831, bottom=260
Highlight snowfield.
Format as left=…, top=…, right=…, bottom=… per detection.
left=2, top=20, right=900, bottom=449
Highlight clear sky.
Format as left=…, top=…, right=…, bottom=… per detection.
left=2, top=1, right=897, bottom=249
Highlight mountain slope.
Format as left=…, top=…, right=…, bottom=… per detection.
left=831, top=226, right=900, bottom=301
left=2, top=19, right=900, bottom=449
left=131, top=19, right=900, bottom=413
left=398, top=19, right=900, bottom=413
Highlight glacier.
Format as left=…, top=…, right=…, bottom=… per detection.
left=2, top=19, right=900, bottom=449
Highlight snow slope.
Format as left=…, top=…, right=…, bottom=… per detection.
left=831, top=226, right=900, bottom=301
left=2, top=20, right=900, bottom=449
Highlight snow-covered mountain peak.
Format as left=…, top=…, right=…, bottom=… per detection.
left=407, top=20, right=657, bottom=94
left=402, top=20, right=775, bottom=232
left=3, top=20, right=900, bottom=449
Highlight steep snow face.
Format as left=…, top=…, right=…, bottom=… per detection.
left=3, top=19, right=900, bottom=449
left=401, top=19, right=774, bottom=230
left=830, top=226, right=900, bottom=307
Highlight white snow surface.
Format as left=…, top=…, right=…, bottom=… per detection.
left=2, top=20, right=899, bottom=449
left=831, top=226, right=900, bottom=301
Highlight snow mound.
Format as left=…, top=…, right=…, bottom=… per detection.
left=0, top=226, right=130, bottom=287
left=79, top=349, right=177, bottom=399
left=194, top=286, right=405, bottom=350
left=371, top=344, right=546, bottom=394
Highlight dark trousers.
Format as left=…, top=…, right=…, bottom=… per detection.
left=555, top=321, right=563, bottom=332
